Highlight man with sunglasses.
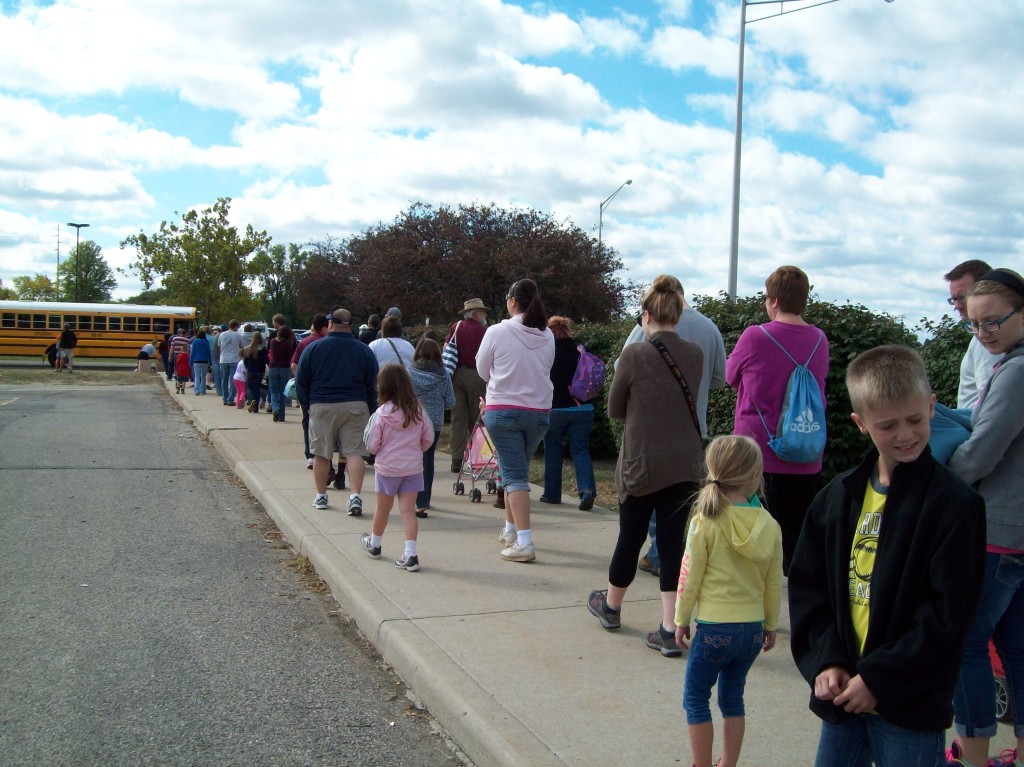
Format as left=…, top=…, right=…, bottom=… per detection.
left=945, top=259, right=999, bottom=409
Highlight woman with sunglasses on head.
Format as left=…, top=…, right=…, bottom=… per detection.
left=947, top=269, right=1024, bottom=767
left=476, top=279, right=555, bottom=563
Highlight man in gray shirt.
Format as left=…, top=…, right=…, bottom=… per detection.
left=617, top=275, right=727, bottom=574
left=218, top=320, right=244, bottom=406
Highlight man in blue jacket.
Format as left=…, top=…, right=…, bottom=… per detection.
left=295, top=308, right=378, bottom=515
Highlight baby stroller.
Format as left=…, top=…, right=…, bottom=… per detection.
left=453, top=403, right=500, bottom=503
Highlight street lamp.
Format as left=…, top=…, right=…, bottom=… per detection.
left=598, top=179, right=632, bottom=250
left=66, top=222, right=89, bottom=302
left=726, top=0, right=893, bottom=301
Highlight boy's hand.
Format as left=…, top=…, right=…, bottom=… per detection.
left=813, top=666, right=850, bottom=701
left=833, top=674, right=877, bottom=714
left=762, top=630, right=776, bottom=652
left=675, top=624, right=690, bottom=649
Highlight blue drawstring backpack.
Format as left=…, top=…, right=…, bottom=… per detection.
left=929, top=402, right=972, bottom=464
left=754, top=327, right=826, bottom=464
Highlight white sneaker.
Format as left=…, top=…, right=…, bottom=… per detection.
left=312, top=493, right=328, bottom=510
left=346, top=494, right=363, bottom=517
left=498, top=529, right=517, bottom=547
left=500, top=541, right=536, bottom=562
left=306, top=457, right=314, bottom=469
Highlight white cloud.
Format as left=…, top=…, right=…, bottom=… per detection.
left=647, top=25, right=736, bottom=78
left=1, top=0, right=1022, bottom=324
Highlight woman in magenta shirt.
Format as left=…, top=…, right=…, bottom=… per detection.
left=726, top=265, right=829, bottom=575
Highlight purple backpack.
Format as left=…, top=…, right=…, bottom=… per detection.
left=569, top=345, right=606, bottom=404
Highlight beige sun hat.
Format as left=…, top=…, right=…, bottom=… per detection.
left=460, top=298, right=490, bottom=312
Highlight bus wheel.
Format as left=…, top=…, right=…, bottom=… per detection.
left=45, top=344, right=57, bottom=368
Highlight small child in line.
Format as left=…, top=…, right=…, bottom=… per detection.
left=232, top=352, right=247, bottom=408
left=674, top=435, right=782, bottom=767
left=174, top=350, right=191, bottom=394
left=360, top=365, right=434, bottom=572
left=242, top=331, right=268, bottom=413
left=789, top=345, right=986, bottom=767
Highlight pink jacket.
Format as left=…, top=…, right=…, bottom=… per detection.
left=366, top=402, right=434, bottom=478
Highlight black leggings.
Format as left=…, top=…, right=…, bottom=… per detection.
left=763, top=471, right=821, bottom=576
left=609, top=482, right=697, bottom=592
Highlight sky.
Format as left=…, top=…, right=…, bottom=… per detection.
left=1, top=0, right=1022, bottom=328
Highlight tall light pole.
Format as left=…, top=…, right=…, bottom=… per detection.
left=66, top=222, right=89, bottom=302
left=598, top=179, right=632, bottom=250
left=727, top=0, right=893, bottom=301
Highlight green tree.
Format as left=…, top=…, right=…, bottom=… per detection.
left=57, top=241, right=117, bottom=302
left=251, top=242, right=306, bottom=324
left=120, top=197, right=270, bottom=323
left=122, top=286, right=172, bottom=305
left=0, top=278, right=15, bottom=299
left=13, top=274, right=60, bottom=301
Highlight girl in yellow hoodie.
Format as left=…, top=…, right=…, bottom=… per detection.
left=675, top=435, right=783, bottom=767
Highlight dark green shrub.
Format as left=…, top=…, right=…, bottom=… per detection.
left=917, top=315, right=970, bottom=408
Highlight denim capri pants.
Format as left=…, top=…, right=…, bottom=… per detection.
left=683, top=621, right=764, bottom=724
left=483, top=408, right=549, bottom=494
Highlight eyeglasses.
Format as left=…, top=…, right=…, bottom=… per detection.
left=946, top=294, right=967, bottom=306
left=505, top=294, right=514, bottom=302
left=962, top=309, right=1020, bottom=334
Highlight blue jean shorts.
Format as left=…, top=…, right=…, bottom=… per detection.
left=683, top=621, right=763, bottom=724
left=483, top=409, right=549, bottom=493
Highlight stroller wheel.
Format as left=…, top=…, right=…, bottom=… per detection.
left=470, top=488, right=482, bottom=503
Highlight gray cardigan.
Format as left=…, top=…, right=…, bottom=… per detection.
left=948, top=341, right=1024, bottom=550
left=608, top=330, right=705, bottom=503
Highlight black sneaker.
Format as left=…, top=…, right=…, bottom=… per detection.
left=333, top=470, right=346, bottom=491
left=579, top=493, right=595, bottom=511
left=394, top=555, right=420, bottom=572
left=360, top=533, right=381, bottom=559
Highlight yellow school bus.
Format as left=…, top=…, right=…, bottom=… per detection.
left=0, top=301, right=197, bottom=363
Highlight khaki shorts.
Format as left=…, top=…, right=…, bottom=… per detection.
left=309, top=401, right=370, bottom=459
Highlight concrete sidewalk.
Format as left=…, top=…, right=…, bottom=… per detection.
left=167, top=382, right=1015, bottom=767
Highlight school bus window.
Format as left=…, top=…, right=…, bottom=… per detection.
left=48, top=314, right=62, bottom=330
left=138, top=317, right=151, bottom=333
left=123, top=317, right=136, bottom=331
left=1, top=312, right=14, bottom=329
left=64, top=315, right=77, bottom=329
left=32, top=314, right=46, bottom=329
left=93, top=316, right=107, bottom=331
left=108, top=316, right=121, bottom=331
left=17, top=313, right=31, bottom=329
left=78, top=316, right=92, bottom=331
left=153, top=318, right=170, bottom=333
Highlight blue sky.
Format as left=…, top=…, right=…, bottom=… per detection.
left=1, top=0, right=1022, bottom=326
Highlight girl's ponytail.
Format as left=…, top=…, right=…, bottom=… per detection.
left=693, top=436, right=764, bottom=519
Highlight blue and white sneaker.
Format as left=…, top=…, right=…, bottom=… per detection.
left=360, top=533, right=381, bottom=559
left=312, top=494, right=328, bottom=510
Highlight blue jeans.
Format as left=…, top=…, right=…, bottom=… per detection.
left=647, top=516, right=661, bottom=569
left=268, top=368, right=290, bottom=418
left=814, top=713, right=944, bottom=767
left=193, top=362, right=209, bottom=394
left=220, top=362, right=235, bottom=404
left=483, top=409, right=549, bottom=493
left=542, top=407, right=595, bottom=502
left=954, top=551, right=1024, bottom=738
left=416, top=431, right=440, bottom=509
left=683, top=621, right=764, bottom=725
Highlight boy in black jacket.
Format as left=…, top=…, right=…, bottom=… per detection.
left=789, top=345, right=986, bottom=767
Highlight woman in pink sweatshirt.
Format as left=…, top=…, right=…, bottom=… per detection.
left=476, top=278, right=555, bottom=563
left=359, top=365, right=435, bottom=572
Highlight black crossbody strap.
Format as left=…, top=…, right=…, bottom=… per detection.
left=649, top=337, right=702, bottom=438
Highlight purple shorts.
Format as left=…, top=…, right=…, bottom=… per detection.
left=374, top=472, right=424, bottom=496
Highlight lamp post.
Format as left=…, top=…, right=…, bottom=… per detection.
left=726, top=0, right=893, bottom=301
left=66, top=222, right=89, bottom=302
left=598, top=179, right=632, bottom=250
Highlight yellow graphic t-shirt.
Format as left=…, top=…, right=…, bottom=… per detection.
left=849, top=472, right=886, bottom=656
